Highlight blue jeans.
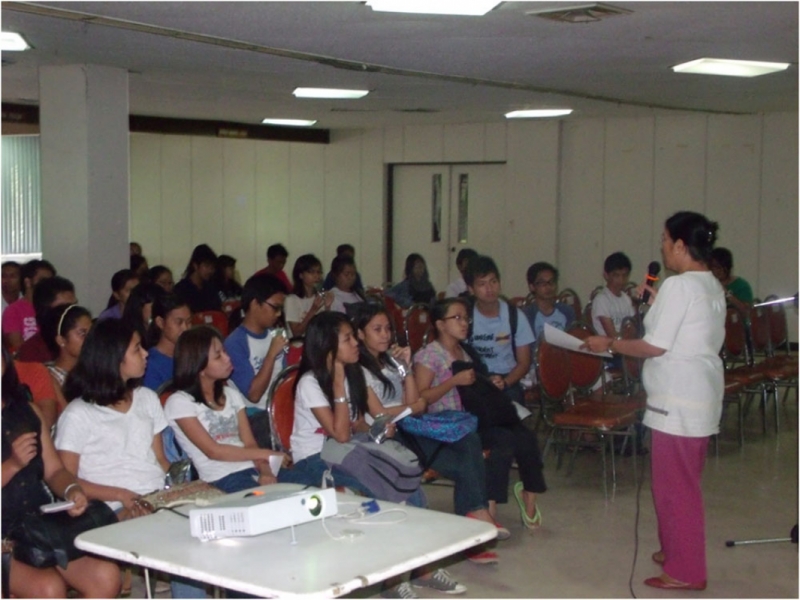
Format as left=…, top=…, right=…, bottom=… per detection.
left=211, top=468, right=260, bottom=494
left=170, top=577, right=207, bottom=598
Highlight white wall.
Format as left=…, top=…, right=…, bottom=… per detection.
left=130, top=111, right=798, bottom=340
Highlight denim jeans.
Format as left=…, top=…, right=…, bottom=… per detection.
left=211, top=468, right=260, bottom=494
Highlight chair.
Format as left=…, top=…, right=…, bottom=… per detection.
left=556, top=288, right=582, bottom=326
left=582, top=301, right=596, bottom=334
left=382, top=295, right=407, bottom=346
left=762, top=295, right=798, bottom=403
left=616, top=316, right=643, bottom=394
left=192, top=310, right=229, bottom=338
left=405, top=303, right=433, bottom=353
left=746, top=303, right=797, bottom=414
left=266, top=364, right=300, bottom=453
left=285, top=338, right=304, bottom=366
left=589, top=285, right=605, bottom=302
left=221, top=299, right=241, bottom=316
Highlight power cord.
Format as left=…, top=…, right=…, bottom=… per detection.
left=628, top=438, right=649, bottom=599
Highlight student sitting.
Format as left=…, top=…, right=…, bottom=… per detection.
left=328, top=255, right=366, bottom=314
left=142, top=293, right=192, bottom=392
left=2, top=259, right=55, bottom=351
left=130, top=254, right=150, bottom=282
left=445, top=248, right=478, bottom=299
left=285, top=254, right=333, bottom=337
left=323, top=244, right=364, bottom=292
left=709, top=247, right=754, bottom=313
left=1, top=260, right=22, bottom=316
left=214, top=254, right=243, bottom=305
left=253, top=243, right=293, bottom=293
left=165, top=327, right=287, bottom=493
left=97, top=269, right=139, bottom=321
left=522, top=262, right=576, bottom=339
left=174, top=244, right=222, bottom=313
left=386, top=253, right=437, bottom=309
left=121, top=282, right=165, bottom=349
left=2, top=347, right=121, bottom=599
left=224, top=274, right=288, bottom=448
left=16, top=276, right=78, bottom=364
left=149, top=265, right=175, bottom=294
left=592, top=252, right=636, bottom=339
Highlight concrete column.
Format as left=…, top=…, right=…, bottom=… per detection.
left=39, top=65, right=129, bottom=316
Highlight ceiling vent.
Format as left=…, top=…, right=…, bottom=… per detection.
left=527, top=3, right=632, bottom=23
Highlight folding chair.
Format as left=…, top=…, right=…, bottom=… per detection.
left=556, top=288, right=583, bottom=326
left=192, top=310, right=230, bottom=338
left=266, top=365, right=300, bottom=453
left=405, top=303, right=433, bottom=353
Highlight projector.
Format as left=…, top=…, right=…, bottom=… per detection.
left=189, top=487, right=337, bottom=541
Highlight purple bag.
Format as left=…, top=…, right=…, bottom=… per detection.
left=398, top=410, right=478, bottom=443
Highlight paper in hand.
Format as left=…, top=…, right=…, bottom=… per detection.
left=543, top=323, right=611, bottom=358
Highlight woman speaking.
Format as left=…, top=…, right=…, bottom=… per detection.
left=583, top=211, right=726, bottom=591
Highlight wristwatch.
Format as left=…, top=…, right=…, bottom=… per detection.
left=334, top=396, right=349, bottom=404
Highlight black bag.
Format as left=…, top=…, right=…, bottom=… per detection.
left=11, top=500, right=118, bottom=569
left=452, top=359, right=520, bottom=432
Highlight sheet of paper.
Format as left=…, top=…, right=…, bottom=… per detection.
left=543, top=323, right=610, bottom=358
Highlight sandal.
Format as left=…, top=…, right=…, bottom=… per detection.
left=513, top=481, right=542, bottom=529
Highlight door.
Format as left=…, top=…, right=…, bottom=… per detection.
left=391, top=164, right=506, bottom=293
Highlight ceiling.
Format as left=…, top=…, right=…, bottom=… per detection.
left=2, top=1, right=797, bottom=130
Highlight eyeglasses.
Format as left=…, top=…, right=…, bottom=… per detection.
left=443, top=314, right=472, bottom=324
left=533, top=279, right=557, bottom=287
left=264, top=301, right=283, bottom=314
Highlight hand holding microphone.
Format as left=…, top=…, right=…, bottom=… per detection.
left=638, top=261, right=661, bottom=306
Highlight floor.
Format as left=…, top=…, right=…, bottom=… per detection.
left=129, top=394, right=798, bottom=599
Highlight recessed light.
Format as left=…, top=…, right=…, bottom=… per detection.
left=0, top=32, right=30, bottom=51
left=672, top=58, right=790, bottom=78
left=366, top=0, right=501, bottom=16
left=505, top=109, right=573, bottom=119
left=261, top=118, right=318, bottom=127
left=293, top=88, right=369, bottom=99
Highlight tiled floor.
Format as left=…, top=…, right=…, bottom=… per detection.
left=129, top=395, right=798, bottom=599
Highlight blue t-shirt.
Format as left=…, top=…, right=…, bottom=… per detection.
left=142, top=347, right=174, bottom=391
left=224, top=325, right=285, bottom=411
left=469, top=302, right=535, bottom=375
left=522, top=303, right=576, bottom=339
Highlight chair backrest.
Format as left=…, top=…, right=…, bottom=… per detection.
left=382, top=295, right=407, bottom=346
left=221, top=299, right=241, bottom=316
left=192, top=310, right=229, bottom=338
left=285, top=339, right=304, bottom=366
left=764, top=294, right=790, bottom=356
left=534, top=338, right=571, bottom=401
left=556, top=288, right=582, bottom=325
left=618, top=316, right=642, bottom=380
left=404, top=303, right=433, bottom=353
left=589, top=285, right=605, bottom=301
left=156, top=379, right=173, bottom=407
left=266, top=365, right=300, bottom=453
left=565, top=324, right=603, bottom=391
left=748, top=303, right=771, bottom=357
left=582, top=301, right=595, bottom=333
left=723, top=307, right=749, bottom=366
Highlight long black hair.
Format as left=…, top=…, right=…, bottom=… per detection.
left=40, top=303, right=93, bottom=357
left=2, top=346, right=32, bottom=407
left=172, top=326, right=226, bottom=408
left=147, top=292, right=190, bottom=347
left=291, top=254, right=323, bottom=299
left=296, top=312, right=367, bottom=416
left=64, top=319, right=141, bottom=406
left=122, top=282, right=165, bottom=349
left=664, top=211, right=719, bottom=265
left=350, top=302, right=396, bottom=399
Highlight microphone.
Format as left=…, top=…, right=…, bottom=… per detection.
left=641, top=261, right=661, bottom=305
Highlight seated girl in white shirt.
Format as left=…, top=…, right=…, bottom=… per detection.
left=165, top=326, right=288, bottom=493
left=285, top=254, right=333, bottom=337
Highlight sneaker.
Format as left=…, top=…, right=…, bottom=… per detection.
left=412, top=569, right=467, bottom=595
left=381, top=582, right=420, bottom=599
left=465, top=548, right=499, bottom=565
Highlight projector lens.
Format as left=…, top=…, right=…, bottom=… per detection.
left=307, top=495, right=323, bottom=517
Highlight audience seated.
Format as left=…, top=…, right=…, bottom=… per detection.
left=149, top=265, right=175, bottom=294
left=415, top=298, right=546, bottom=537
left=129, top=241, right=142, bottom=256
left=142, top=293, right=192, bottom=392
left=16, top=276, right=77, bottom=364
left=592, top=252, right=636, bottom=338
left=522, top=262, right=576, bottom=339
left=710, top=247, right=754, bottom=313
left=445, top=248, right=478, bottom=299
left=386, top=253, right=437, bottom=309
left=97, top=269, right=139, bottom=322
left=285, top=254, right=332, bottom=337
left=122, top=282, right=165, bottom=349
left=224, top=274, right=288, bottom=449
left=328, top=254, right=366, bottom=314
left=174, top=244, right=222, bottom=313
left=2, top=259, right=55, bottom=350
left=130, top=254, right=150, bottom=281
left=253, top=243, right=293, bottom=293
left=165, top=326, right=287, bottom=493
left=214, top=254, right=243, bottom=305
left=2, top=347, right=121, bottom=599
left=323, top=244, right=364, bottom=292
left=1, top=261, right=22, bottom=316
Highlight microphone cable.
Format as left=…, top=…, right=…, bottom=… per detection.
left=628, top=431, right=649, bottom=599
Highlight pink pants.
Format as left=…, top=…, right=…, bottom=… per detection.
left=650, top=429, right=709, bottom=584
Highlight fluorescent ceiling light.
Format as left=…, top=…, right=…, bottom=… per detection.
left=367, top=0, right=501, bottom=16
left=293, top=87, right=369, bottom=99
left=261, top=118, right=317, bottom=127
left=0, top=32, right=30, bottom=51
left=505, top=109, right=573, bottom=119
left=672, top=58, right=790, bottom=78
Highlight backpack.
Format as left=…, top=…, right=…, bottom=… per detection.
left=320, top=433, right=423, bottom=503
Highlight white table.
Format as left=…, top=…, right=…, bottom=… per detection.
left=75, top=484, right=496, bottom=598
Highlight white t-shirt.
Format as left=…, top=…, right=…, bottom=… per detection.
left=641, top=271, right=726, bottom=437
left=284, top=294, right=323, bottom=337
left=164, top=387, right=254, bottom=483
left=363, top=364, right=405, bottom=425
left=55, top=387, right=168, bottom=510
left=290, top=373, right=355, bottom=463
left=329, top=288, right=363, bottom=314
left=445, top=276, right=467, bottom=299
left=592, top=286, right=635, bottom=336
